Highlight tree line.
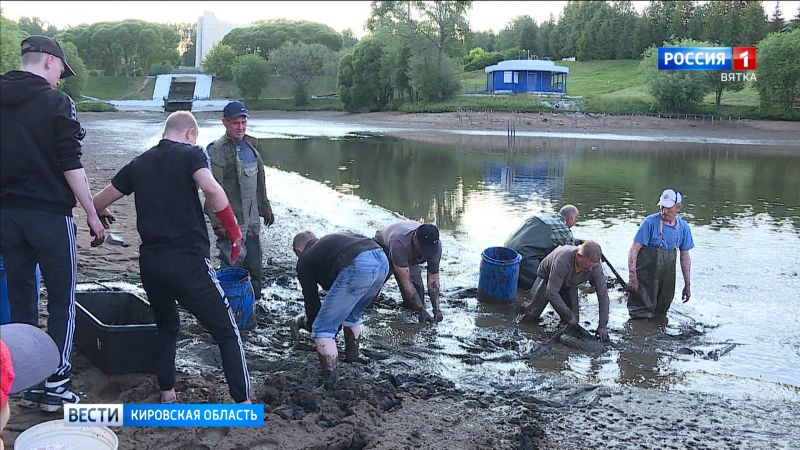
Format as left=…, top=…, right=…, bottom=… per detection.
left=1, top=1, right=798, bottom=114
left=464, top=0, right=798, bottom=67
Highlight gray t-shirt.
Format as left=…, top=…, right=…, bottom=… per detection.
left=376, top=220, right=441, bottom=273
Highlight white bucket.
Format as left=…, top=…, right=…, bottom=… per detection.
left=14, top=419, right=118, bottom=450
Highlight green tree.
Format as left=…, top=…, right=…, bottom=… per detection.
left=755, top=29, right=800, bottom=114
left=337, top=52, right=355, bottom=109
left=768, top=1, right=786, bottom=33
left=1, top=15, right=22, bottom=74
left=17, top=16, right=58, bottom=37
left=232, top=54, right=270, bottom=98
left=56, top=20, right=179, bottom=76
left=269, top=41, right=331, bottom=105
left=471, top=30, right=496, bottom=52
left=497, top=15, right=537, bottom=55
left=408, top=40, right=461, bottom=102
left=642, top=39, right=713, bottom=112
left=739, top=1, right=768, bottom=46
left=536, top=16, right=555, bottom=57
left=223, top=20, right=342, bottom=58
left=202, top=42, right=237, bottom=80
left=338, top=35, right=390, bottom=111
left=58, top=41, right=87, bottom=99
left=341, top=28, right=358, bottom=48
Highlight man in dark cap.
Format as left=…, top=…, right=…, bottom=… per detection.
left=0, top=35, right=107, bottom=413
left=204, top=101, right=275, bottom=299
left=374, top=221, right=443, bottom=323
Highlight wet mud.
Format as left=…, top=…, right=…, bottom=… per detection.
left=4, top=113, right=799, bottom=449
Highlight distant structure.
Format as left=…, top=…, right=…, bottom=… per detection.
left=484, top=60, right=569, bottom=94
left=195, top=11, right=250, bottom=68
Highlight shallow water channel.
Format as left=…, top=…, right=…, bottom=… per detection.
left=90, top=115, right=800, bottom=407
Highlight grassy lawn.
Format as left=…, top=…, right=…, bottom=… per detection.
left=82, top=76, right=155, bottom=100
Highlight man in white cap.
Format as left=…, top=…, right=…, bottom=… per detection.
left=627, top=188, right=695, bottom=319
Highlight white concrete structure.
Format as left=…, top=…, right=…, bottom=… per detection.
left=195, top=11, right=249, bottom=68
left=152, top=74, right=213, bottom=100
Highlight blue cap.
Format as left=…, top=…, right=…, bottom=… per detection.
left=223, top=101, right=249, bottom=120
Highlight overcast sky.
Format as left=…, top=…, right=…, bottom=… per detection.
left=2, top=1, right=797, bottom=37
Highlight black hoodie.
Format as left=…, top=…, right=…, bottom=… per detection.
left=1, top=70, right=86, bottom=216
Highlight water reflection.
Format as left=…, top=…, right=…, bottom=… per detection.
left=259, top=136, right=800, bottom=233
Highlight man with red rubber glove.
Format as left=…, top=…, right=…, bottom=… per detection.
left=92, top=111, right=251, bottom=405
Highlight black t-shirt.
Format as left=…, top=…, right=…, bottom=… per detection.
left=112, top=139, right=211, bottom=256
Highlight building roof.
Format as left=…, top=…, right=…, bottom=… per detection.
left=484, top=59, right=569, bottom=74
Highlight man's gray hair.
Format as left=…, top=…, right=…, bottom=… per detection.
left=559, top=204, right=579, bottom=221
left=578, top=240, right=602, bottom=263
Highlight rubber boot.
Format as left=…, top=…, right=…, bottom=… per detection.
left=520, top=292, right=548, bottom=322
left=318, top=353, right=338, bottom=390
left=344, top=326, right=360, bottom=363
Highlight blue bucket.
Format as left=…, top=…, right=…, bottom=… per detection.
left=0, top=256, right=41, bottom=325
left=477, top=247, right=522, bottom=304
left=216, top=268, right=256, bottom=330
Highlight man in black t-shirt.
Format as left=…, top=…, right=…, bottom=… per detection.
left=292, top=231, right=389, bottom=389
left=92, top=111, right=251, bottom=404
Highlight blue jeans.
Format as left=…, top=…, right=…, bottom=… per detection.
left=311, top=248, right=389, bottom=339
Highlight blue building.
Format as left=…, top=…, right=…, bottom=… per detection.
left=484, top=60, right=569, bottom=94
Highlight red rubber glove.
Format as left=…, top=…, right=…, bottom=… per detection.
left=214, top=203, right=243, bottom=262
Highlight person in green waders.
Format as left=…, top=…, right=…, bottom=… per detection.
left=627, top=189, right=695, bottom=319
left=204, top=101, right=275, bottom=299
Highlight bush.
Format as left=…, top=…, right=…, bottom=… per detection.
left=232, top=54, right=271, bottom=98
left=463, top=47, right=505, bottom=71
left=641, top=40, right=714, bottom=113
left=408, top=46, right=461, bottom=102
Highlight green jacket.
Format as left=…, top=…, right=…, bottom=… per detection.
left=203, top=133, right=272, bottom=238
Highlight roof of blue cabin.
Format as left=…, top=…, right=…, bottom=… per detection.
left=484, top=59, right=569, bottom=74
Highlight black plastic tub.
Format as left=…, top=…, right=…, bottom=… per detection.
left=74, top=291, right=158, bottom=375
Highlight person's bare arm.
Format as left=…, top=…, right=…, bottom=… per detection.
left=428, top=271, right=442, bottom=321
left=680, top=250, right=692, bottom=302
left=194, top=168, right=228, bottom=212
left=64, top=168, right=104, bottom=245
left=394, top=267, right=423, bottom=310
left=627, top=242, right=643, bottom=292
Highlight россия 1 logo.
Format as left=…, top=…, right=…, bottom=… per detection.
left=658, top=47, right=757, bottom=81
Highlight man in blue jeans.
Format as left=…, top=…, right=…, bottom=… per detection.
left=292, top=231, right=389, bottom=389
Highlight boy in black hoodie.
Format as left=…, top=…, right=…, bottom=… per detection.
left=0, top=35, right=107, bottom=412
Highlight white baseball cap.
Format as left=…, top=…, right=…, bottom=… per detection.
left=657, top=189, right=683, bottom=208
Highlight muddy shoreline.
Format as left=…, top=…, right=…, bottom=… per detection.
left=3, top=112, right=799, bottom=449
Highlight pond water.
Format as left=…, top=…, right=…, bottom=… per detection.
left=91, top=115, right=800, bottom=402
